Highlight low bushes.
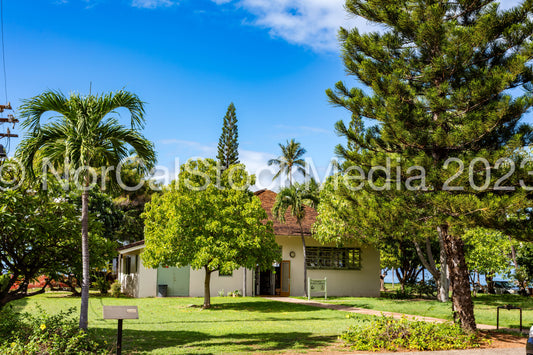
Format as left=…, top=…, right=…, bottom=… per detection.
left=340, top=315, right=484, bottom=351
left=0, top=305, right=108, bottom=354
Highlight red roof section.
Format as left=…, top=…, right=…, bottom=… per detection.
left=119, top=189, right=317, bottom=251
left=254, top=189, right=317, bottom=236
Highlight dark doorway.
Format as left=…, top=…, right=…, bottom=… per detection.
left=256, top=264, right=281, bottom=295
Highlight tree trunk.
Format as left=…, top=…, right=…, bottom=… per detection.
left=486, top=274, right=495, bottom=294
left=414, top=238, right=449, bottom=301
left=299, top=222, right=308, bottom=297
left=439, top=225, right=476, bottom=332
left=79, top=189, right=90, bottom=331
left=508, top=236, right=526, bottom=291
left=380, top=270, right=387, bottom=291
left=203, top=266, right=212, bottom=309
left=438, top=234, right=450, bottom=302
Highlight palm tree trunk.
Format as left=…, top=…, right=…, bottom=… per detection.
left=299, top=222, right=307, bottom=297
left=79, top=188, right=90, bottom=330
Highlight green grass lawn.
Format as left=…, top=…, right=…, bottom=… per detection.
left=11, top=292, right=372, bottom=354
left=306, top=294, right=533, bottom=330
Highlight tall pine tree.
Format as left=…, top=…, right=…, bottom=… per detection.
left=328, top=0, right=533, bottom=331
left=217, top=103, right=239, bottom=170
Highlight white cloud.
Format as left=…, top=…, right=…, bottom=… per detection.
left=131, top=0, right=177, bottom=9
left=212, top=0, right=526, bottom=52
left=211, top=0, right=381, bottom=51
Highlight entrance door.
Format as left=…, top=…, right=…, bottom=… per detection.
left=280, top=260, right=290, bottom=297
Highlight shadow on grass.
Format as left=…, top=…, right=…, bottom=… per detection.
left=473, top=294, right=533, bottom=308
left=124, top=315, right=344, bottom=326
left=207, top=301, right=323, bottom=313
left=93, top=328, right=337, bottom=354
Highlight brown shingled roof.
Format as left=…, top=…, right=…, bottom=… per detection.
left=254, top=189, right=317, bottom=236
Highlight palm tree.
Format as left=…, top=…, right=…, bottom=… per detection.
left=272, top=181, right=319, bottom=297
left=268, top=139, right=306, bottom=186
left=17, top=90, right=156, bottom=330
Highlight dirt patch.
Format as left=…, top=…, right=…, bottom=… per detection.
left=479, top=330, right=527, bottom=349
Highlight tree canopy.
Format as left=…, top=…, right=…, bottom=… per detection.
left=327, top=0, right=533, bottom=331
left=142, top=159, right=280, bottom=308
left=17, top=89, right=156, bottom=330
left=0, top=189, right=80, bottom=309
left=216, top=103, right=239, bottom=170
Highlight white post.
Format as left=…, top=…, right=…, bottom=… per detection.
left=324, top=277, right=327, bottom=300
left=243, top=268, right=247, bottom=297
left=307, top=277, right=311, bottom=301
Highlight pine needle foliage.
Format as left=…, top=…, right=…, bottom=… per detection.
left=326, top=0, right=533, bottom=332
left=217, top=103, right=239, bottom=170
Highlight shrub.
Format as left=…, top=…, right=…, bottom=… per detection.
left=0, top=306, right=108, bottom=354
left=93, top=273, right=112, bottom=295
left=340, top=315, right=483, bottom=352
left=218, top=289, right=226, bottom=297
left=110, top=281, right=122, bottom=297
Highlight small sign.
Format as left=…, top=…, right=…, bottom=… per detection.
left=103, top=306, right=139, bottom=355
left=308, top=277, right=327, bottom=300
left=310, top=280, right=326, bottom=292
left=103, top=306, right=139, bottom=320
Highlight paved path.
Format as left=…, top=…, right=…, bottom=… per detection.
left=376, top=348, right=524, bottom=355
left=262, top=297, right=527, bottom=334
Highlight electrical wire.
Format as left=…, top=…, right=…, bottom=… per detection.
left=1, top=0, right=8, bottom=104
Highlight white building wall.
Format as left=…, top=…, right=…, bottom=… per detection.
left=189, top=267, right=254, bottom=297
left=276, top=235, right=380, bottom=297
left=137, top=257, right=157, bottom=298
left=118, top=248, right=157, bottom=298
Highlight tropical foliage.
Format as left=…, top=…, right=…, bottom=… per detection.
left=17, top=89, right=156, bottom=329
left=327, top=0, right=533, bottom=331
left=142, top=159, right=280, bottom=308
left=268, top=139, right=307, bottom=186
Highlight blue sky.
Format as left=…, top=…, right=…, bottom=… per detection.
left=0, top=0, right=524, bottom=188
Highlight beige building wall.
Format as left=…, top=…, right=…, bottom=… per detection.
left=137, top=257, right=157, bottom=298
left=189, top=267, right=254, bottom=297
left=275, top=235, right=380, bottom=297
left=118, top=248, right=157, bottom=298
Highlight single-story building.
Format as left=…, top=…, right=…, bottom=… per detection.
left=117, top=189, right=380, bottom=298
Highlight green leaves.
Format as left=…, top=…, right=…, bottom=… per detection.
left=142, top=159, right=280, bottom=274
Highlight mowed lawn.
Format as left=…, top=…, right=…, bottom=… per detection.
left=11, top=293, right=370, bottom=354
left=311, top=294, right=533, bottom=330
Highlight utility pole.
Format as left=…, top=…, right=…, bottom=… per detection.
left=0, top=102, right=16, bottom=159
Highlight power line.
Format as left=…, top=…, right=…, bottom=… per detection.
left=1, top=0, right=8, bottom=104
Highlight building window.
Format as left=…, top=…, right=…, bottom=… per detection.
left=124, top=255, right=138, bottom=274
left=219, top=270, right=233, bottom=277
left=305, top=247, right=361, bottom=270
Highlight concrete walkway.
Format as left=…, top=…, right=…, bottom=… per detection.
left=262, top=297, right=527, bottom=334
left=377, top=348, right=524, bottom=355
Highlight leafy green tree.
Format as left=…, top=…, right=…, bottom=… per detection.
left=17, top=90, right=156, bottom=330
left=216, top=103, right=239, bottom=170
left=314, top=173, right=450, bottom=301
left=463, top=228, right=512, bottom=294
left=0, top=189, right=80, bottom=309
left=272, top=181, right=319, bottom=297
left=268, top=139, right=307, bottom=186
left=517, top=242, right=533, bottom=288
left=112, top=160, right=159, bottom=244
left=54, top=191, right=122, bottom=295
left=142, top=159, right=280, bottom=308
left=328, top=0, right=533, bottom=331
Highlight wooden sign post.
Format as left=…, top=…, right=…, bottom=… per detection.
left=103, top=306, right=139, bottom=355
